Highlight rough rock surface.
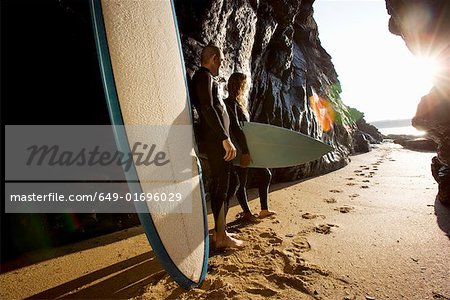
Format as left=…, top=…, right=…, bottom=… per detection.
left=386, top=0, right=450, bottom=204
left=389, top=135, right=438, bottom=152
left=174, top=0, right=358, bottom=183
left=354, top=119, right=384, bottom=153
left=356, top=119, right=383, bottom=144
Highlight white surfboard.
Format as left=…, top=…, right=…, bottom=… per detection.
left=90, top=0, right=208, bottom=289
left=234, top=122, right=333, bottom=168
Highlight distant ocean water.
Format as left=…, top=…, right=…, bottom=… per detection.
left=377, top=125, right=425, bottom=136
left=369, top=119, right=425, bottom=137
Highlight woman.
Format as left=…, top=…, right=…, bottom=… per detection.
left=225, top=73, right=276, bottom=221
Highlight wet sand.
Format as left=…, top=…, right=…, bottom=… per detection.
left=1, top=142, right=449, bottom=299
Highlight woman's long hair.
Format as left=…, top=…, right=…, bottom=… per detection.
left=227, top=72, right=250, bottom=118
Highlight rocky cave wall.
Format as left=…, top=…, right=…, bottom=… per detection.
left=174, top=0, right=360, bottom=182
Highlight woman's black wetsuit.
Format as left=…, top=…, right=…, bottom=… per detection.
left=224, top=98, right=272, bottom=213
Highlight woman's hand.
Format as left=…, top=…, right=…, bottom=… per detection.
left=222, top=138, right=237, bottom=161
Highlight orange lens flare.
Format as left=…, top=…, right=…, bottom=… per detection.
left=309, top=95, right=335, bottom=132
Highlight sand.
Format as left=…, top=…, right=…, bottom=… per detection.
left=1, top=142, right=449, bottom=300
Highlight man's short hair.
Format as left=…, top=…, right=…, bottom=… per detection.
left=201, top=45, right=220, bottom=64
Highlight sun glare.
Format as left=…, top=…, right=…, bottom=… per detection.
left=391, top=54, right=438, bottom=112
left=313, top=1, right=446, bottom=122
left=412, top=56, right=439, bottom=88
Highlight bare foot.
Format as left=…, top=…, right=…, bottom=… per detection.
left=215, top=232, right=245, bottom=250
left=259, top=209, right=276, bottom=218
left=210, top=231, right=237, bottom=249
left=242, top=212, right=261, bottom=223
left=226, top=231, right=238, bottom=237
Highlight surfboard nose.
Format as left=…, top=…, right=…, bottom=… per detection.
left=234, top=122, right=333, bottom=168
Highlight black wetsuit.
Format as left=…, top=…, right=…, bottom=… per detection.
left=224, top=97, right=272, bottom=213
left=190, top=67, right=249, bottom=231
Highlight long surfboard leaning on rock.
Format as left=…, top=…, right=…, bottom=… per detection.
left=89, top=0, right=208, bottom=289
left=233, top=122, right=333, bottom=168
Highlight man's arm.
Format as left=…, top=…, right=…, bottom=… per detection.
left=195, top=71, right=236, bottom=161
left=194, top=71, right=229, bottom=141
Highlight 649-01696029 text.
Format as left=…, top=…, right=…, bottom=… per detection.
left=9, top=192, right=183, bottom=202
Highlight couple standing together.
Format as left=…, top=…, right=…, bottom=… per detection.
left=190, top=45, right=275, bottom=249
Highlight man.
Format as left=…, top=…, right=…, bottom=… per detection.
left=190, top=45, right=250, bottom=249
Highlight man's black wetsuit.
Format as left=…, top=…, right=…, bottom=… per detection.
left=190, top=67, right=249, bottom=231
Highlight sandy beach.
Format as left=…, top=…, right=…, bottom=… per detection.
left=1, top=142, right=449, bottom=300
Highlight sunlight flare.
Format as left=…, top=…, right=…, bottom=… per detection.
left=309, top=94, right=335, bottom=132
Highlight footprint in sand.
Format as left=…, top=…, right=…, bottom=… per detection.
left=222, top=264, right=239, bottom=273
left=346, top=182, right=357, bottom=186
left=246, top=287, right=278, bottom=297
left=265, top=272, right=309, bottom=293
left=314, top=224, right=332, bottom=234
left=253, top=243, right=264, bottom=251
left=349, top=194, right=360, bottom=199
left=329, top=189, right=343, bottom=193
left=360, top=185, right=369, bottom=189
left=432, top=292, right=449, bottom=300
left=335, top=206, right=354, bottom=213
left=202, top=278, right=237, bottom=298
left=291, top=235, right=311, bottom=252
left=362, top=180, right=370, bottom=183
left=301, top=213, right=325, bottom=220
left=259, top=232, right=283, bottom=245
left=324, top=198, right=337, bottom=204
left=346, top=177, right=355, bottom=181
left=354, top=170, right=363, bottom=173
left=302, top=213, right=317, bottom=219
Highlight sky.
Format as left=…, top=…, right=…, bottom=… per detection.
left=313, top=0, right=437, bottom=122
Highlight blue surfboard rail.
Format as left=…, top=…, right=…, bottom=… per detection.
left=89, top=0, right=208, bottom=289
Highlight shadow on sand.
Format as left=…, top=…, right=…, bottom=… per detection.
left=26, top=251, right=169, bottom=299
left=0, top=226, right=145, bottom=274
left=434, top=198, right=450, bottom=239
